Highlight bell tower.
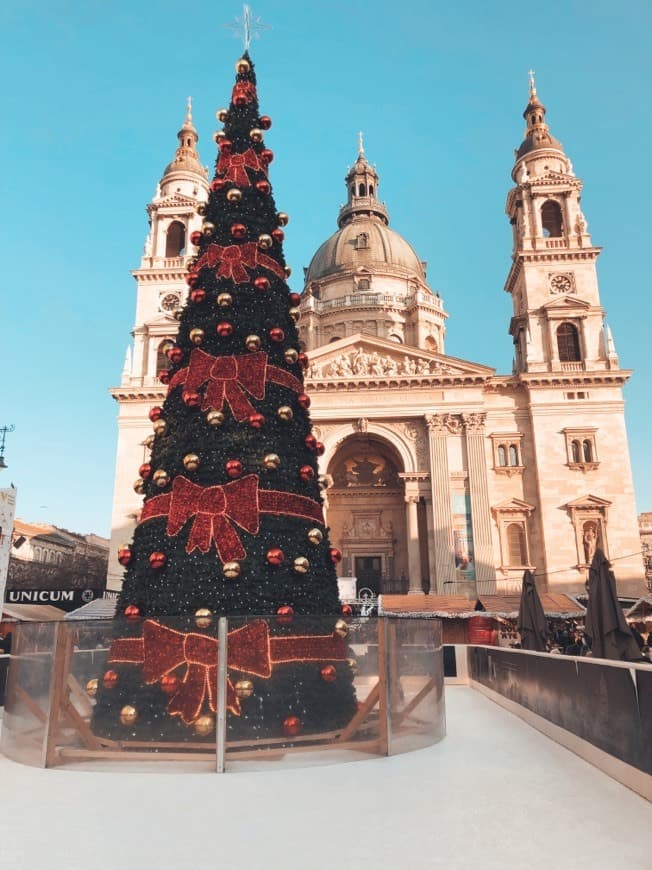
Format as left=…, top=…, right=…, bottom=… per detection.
left=504, top=73, right=618, bottom=375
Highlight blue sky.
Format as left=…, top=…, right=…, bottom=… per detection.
left=1, top=0, right=650, bottom=536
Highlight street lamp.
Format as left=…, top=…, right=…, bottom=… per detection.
left=0, top=424, right=15, bottom=470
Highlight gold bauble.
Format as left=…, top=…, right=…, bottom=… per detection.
left=293, top=556, right=310, bottom=574
left=206, top=409, right=225, bottom=427
left=284, top=348, right=299, bottom=364
left=226, top=188, right=242, bottom=203
left=213, top=129, right=227, bottom=143
left=223, top=561, right=241, bottom=579
left=143, top=434, right=155, bottom=450
left=153, top=469, right=170, bottom=488
left=257, top=234, right=273, bottom=250
left=334, top=619, right=349, bottom=638
left=160, top=339, right=175, bottom=353
left=245, top=334, right=261, bottom=351
left=249, top=128, right=263, bottom=142
left=189, top=328, right=205, bottom=345
left=216, top=108, right=228, bottom=122
left=193, top=714, right=215, bottom=737
left=183, top=453, right=200, bottom=471
left=194, top=607, right=213, bottom=628
left=202, top=222, right=215, bottom=236
left=133, top=478, right=145, bottom=494
left=217, top=292, right=233, bottom=308
left=235, top=58, right=251, bottom=74
left=284, top=266, right=292, bottom=277
left=120, top=705, right=138, bottom=726
left=263, top=453, right=281, bottom=470
left=153, top=419, right=168, bottom=436
left=86, top=678, right=99, bottom=698
left=289, top=307, right=300, bottom=322
left=195, top=203, right=207, bottom=216
left=234, top=679, right=254, bottom=699
left=307, top=528, right=323, bottom=545
left=346, top=658, right=359, bottom=674
left=277, top=212, right=289, bottom=227
left=277, top=405, right=293, bottom=421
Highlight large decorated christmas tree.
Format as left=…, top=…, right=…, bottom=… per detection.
left=93, top=51, right=357, bottom=742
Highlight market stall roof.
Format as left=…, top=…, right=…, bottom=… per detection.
left=1, top=603, right=67, bottom=622
left=478, top=593, right=585, bottom=619
left=379, top=595, right=479, bottom=618
left=64, top=597, right=118, bottom=620
left=625, top=597, right=652, bottom=621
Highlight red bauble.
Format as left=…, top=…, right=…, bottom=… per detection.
left=329, top=547, right=343, bottom=564
left=276, top=605, right=294, bottom=625
left=297, top=393, right=311, bottom=410
left=282, top=715, right=302, bottom=737
left=190, top=288, right=207, bottom=304
left=148, top=406, right=163, bottom=422
left=138, top=463, right=152, bottom=479
left=219, top=139, right=233, bottom=153
left=304, top=434, right=317, bottom=450
left=298, top=353, right=309, bottom=370
left=216, top=322, right=234, bottom=337
left=167, top=346, right=184, bottom=363
left=261, top=149, right=274, bottom=164
left=315, top=441, right=325, bottom=456
left=266, top=548, right=285, bottom=566
left=272, top=228, right=284, bottom=243
left=149, top=552, right=167, bottom=570
left=210, top=178, right=227, bottom=192
left=248, top=413, right=265, bottom=429
left=103, top=670, right=119, bottom=689
left=186, top=272, right=200, bottom=287
left=341, top=604, right=353, bottom=616
left=124, top=604, right=141, bottom=619
left=289, top=292, right=301, bottom=307
left=255, top=180, right=271, bottom=195
left=320, top=665, right=337, bottom=683
left=160, top=674, right=180, bottom=695
left=253, top=276, right=270, bottom=292
left=259, top=115, right=272, bottom=130
left=158, top=370, right=170, bottom=384
left=225, top=459, right=243, bottom=479
left=183, top=390, right=201, bottom=407
left=117, top=547, right=132, bottom=567
left=269, top=327, right=285, bottom=343
left=299, top=465, right=315, bottom=482
left=233, top=94, right=247, bottom=107
left=189, top=230, right=203, bottom=246
left=231, top=223, right=247, bottom=239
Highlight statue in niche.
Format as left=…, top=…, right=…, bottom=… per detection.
left=583, top=522, right=598, bottom=564
left=350, top=456, right=381, bottom=486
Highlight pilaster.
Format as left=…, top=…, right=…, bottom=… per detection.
left=462, top=413, right=496, bottom=588
left=425, top=414, right=456, bottom=593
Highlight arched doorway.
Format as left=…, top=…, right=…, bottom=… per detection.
left=326, top=435, right=407, bottom=595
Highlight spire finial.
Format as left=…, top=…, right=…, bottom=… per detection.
left=528, top=69, right=537, bottom=99
left=186, top=96, right=193, bottom=123
left=358, top=131, right=365, bottom=157
left=224, top=4, right=270, bottom=50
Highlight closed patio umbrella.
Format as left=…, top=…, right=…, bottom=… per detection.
left=584, top=549, right=640, bottom=661
left=517, top=570, right=550, bottom=652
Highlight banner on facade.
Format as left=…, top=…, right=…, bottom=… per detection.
left=3, top=587, right=103, bottom=613
left=0, top=487, right=17, bottom=611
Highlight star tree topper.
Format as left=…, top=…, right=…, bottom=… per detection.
left=224, top=4, right=271, bottom=51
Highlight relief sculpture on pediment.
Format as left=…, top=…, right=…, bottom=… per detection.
left=307, top=348, right=454, bottom=380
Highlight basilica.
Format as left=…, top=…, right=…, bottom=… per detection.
left=107, top=82, right=644, bottom=598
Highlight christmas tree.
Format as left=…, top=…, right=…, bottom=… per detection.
left=93, top=53, right=357, bottom=743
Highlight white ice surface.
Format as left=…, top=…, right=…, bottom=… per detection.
left=1, top=686, right=650, bottom=870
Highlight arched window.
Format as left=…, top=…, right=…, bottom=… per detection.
left=425, top=335, right=438, bottom=353
left=165, top=221, right=186, bottom=257
left=571, top=440, right=581, bottom=463
left=506, top=523, right=527, bottom=566
left=557, top=323, right=581, bottom=362
left=156, top=340, right=174, bottom=380
left=541, top=200, right=563, bottom=237
left=497, top=446, right=507, bottom=467
left=388, top=334, right=402, bottom=343
left=582, top=440, right=593, bottom=462
left=369, top=185, right=374, bottom=196
left=358, top=183, right=366, bottom=196
left=509, top=445, right=519, bottom=466
left=329, top=336, right=342, bottom=343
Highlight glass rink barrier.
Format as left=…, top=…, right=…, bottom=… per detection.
left=0, top=616, right=445, bottom=773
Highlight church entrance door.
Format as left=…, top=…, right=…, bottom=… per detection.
left=355, top=556, right=382, bottom=597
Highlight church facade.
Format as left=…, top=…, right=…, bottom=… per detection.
left=107, top=84, right=645, bottom=598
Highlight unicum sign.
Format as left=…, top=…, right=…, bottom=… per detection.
left=7, top=590, right=75, bottom=604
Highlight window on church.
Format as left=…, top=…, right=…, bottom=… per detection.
left=582, top=440, right=593, bottom=462
left=156, top=340, right=174, bottom=381
left=165, top=221, right=186, bottom=257
left=541, top=200, right=563, bottom=237
left=358, top=183, right=366, bottom=196
left=369, top=185, right=374, bottom=196
left=506, top=523, right=527, bottom=566
left=491, top=434, right=524, bottom=472
left=557, top=323, right=581, bottom=362
left=571, top=440, right=581, bottom=463
left=564, top=428, right=598, bottom=469
left=356, top=233, right=369, bottom=250
left=509, top=445, right=519, bottom=466
left=497, top=446, right=507, bottom=467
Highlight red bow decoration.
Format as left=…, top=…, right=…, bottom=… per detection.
left=167, top=350, right=302, bottom=419
left=109, top=618, right=348, bottom=724
left=195, top=242, right=285, bottom=284
left=217, top=148, right=265, bottom=187
left=140, top=474, right=324, bottom=562
left=232, top=81, right=257, bottom=105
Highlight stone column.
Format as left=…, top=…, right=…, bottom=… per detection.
left=425, top=414, right=457, bottom=593
left=424, top=499, right=437, bottom=590
left=404, top=494, right=422, bottom=594
left=462, top=413, right=496, bottom=589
